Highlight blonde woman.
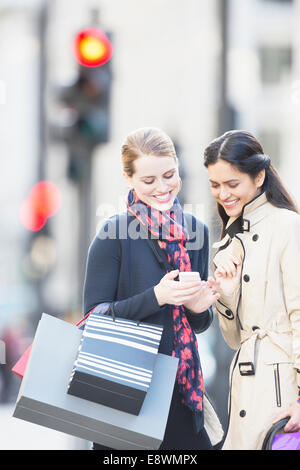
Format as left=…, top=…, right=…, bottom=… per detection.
left=83, top=127, right=219, bottom=450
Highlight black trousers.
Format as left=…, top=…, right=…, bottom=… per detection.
left=93, top=384, right=213, bottom=451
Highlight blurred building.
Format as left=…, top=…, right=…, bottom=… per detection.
left=227, top=0, right=300, bottom=206
left=0, top=1, right=43, bottom=328
left=44, top=0, right=228, bottom=425
left=207, top=0, right=300, bottom=427
left=1, top=0, right=299, bottom=448
left=44, top=0, right=221, bottom=313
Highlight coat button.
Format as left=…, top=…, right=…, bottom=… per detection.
left=225, top=309, right=233, bottom=317
left=239, top=410, right=246, bottom=417
left=243, top=274, right=250, bottom=282
left=252, top=325, right=259, bottom=331
left=252, top=234, right=259, bottom=242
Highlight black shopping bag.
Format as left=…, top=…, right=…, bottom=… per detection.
left=68, top=304, right=164, bottom=415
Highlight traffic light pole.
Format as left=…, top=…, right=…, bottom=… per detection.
left=30, top=1, right=50, bottom=329
left=78, top=158, right=93, bottom=311
left=67, top=142, right=94, bottom=310
left=37, top=1, right=48, bottom=183
left=54, top=22, right=112, bottom=315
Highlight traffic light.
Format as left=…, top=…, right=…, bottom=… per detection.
left=20, top=181, right=61, bottom=279
left=20, top=181, right=62, bottom=232
left=73, top=27, right=113, bottom=67
left=55, top=27, right=113, bottom=148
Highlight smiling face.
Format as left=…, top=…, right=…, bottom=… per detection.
left=124, top=153, right=181, bottom=211
left=208, top=159, right=265, bottom=217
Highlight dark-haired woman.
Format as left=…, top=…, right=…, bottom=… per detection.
left=204, top=130, right=300, bottom=450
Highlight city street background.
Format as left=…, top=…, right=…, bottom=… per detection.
left=0, top=0, right=299, bottom=449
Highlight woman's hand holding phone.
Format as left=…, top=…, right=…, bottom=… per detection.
left=182, top=275, right=220, bottom=313
left=154, top=270, right=203, bottom=307
left=154, top=270, right=220, bottom=312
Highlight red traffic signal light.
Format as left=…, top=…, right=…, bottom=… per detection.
left=73, top=27, right=113, bottom=67
left=20, top=181, right=62, bottom=232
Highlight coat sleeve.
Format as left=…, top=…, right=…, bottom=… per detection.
left=185, top=219, right=213, bottom=334
left=212, top=236, right=243, bottom=350
left=280, top=213, right=300, bottom=390
left=214, top=292, right=241, bottom=350
left=83, top=217, right=162, bottom=322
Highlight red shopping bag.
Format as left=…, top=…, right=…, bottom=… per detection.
left=11, top=313, right=90, bottom=379
left=12, top=345, right=32, bottom=378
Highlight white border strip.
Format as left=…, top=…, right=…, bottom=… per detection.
left=77, top=358, right=152, bottom=383
left=88, top=317, right=162, bottom=341
left=80, top=351, right=153, bottom=374
left=76, top=363, right=150, bottom=388
left=86, top=324, right=160, bottom=346
left=83, top=331, right=158, bottom=354
left=78, top=352, right=152, bottom=378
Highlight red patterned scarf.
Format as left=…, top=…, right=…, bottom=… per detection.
left=127, top=189, right=204, bottom=420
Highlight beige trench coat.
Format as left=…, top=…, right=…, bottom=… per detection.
left=213, top=192, right=300, bottom=450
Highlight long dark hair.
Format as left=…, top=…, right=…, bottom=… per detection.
left=204, top=130, right=298, bottom=236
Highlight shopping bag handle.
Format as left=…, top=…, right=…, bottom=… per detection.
left=107, top=302, right=140, bottom=327
left=261, top=417, right=290, bottom=450
left=108, top=302, right=116, bottom=321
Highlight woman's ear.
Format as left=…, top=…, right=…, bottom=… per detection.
left=255, top=169, right=266, bottom=189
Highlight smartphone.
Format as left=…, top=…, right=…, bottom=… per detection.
left=179, top=271, right=201, bottom=281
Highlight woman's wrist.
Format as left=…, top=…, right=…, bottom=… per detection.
left=154, top=284, right=164, bottom=307
left=185, top=306, right=206, bottom=315
left=184, top=302, right=206, bottom=314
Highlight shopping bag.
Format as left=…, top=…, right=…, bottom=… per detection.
left=11, top=313, right=90, bottom=379
left=261, top=418, right=300, bottom=450
left=68, top=305, right=164, bottom=415
left=203, top=393, right=224, bottom=448
left=12, top=345, right=32, bottom=379
left=13, top=313, right=178, bottom=450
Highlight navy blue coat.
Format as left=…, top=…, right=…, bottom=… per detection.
left=83, top=212, right=213, bottom=356
left=83, top=212, right=213, bottom=450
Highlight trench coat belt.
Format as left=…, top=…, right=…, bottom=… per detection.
left=238, top=328, right=291, bottom=375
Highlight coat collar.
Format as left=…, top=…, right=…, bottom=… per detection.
left=213, top=192, right=270, bottom=249
left=226, top=191, right=268, bottom=233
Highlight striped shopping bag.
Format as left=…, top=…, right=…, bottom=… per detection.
left=67, top=306, right=164, bottom=415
